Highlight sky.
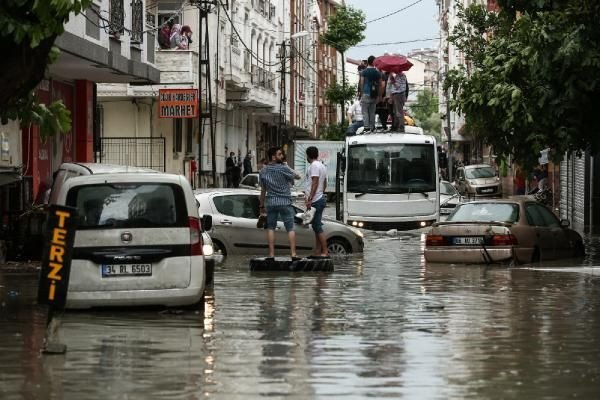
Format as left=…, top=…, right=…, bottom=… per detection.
left=344, top=0, right=439, bottom=61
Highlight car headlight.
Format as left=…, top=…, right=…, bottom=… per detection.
left=349, top=227, right=364, bottom=238
left=203, top=244, right=214, bottom=256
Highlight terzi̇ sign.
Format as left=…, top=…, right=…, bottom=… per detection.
left=37, top=205, right=77, bottom=310
left=159, top=88, right=199, bottom=118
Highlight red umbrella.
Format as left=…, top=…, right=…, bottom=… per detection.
left=373, top=55, right=413, bottom=73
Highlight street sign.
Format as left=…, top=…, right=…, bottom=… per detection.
left=158, top=88, right=199, bottom=118
left=37, top=205, right=77, bottom=310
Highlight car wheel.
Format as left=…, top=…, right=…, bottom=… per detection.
left=212, top=239, right=227, bottom=256
left=574, top=241, right=585, bottom=257
left=327, top=238, right=351, bottom=255
left=531, top=247, right=540, bottom=263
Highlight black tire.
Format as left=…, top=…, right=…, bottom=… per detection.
left=574, top=241, right=586, bottom=257
left=327, top=237, right=352, bottom=255
left=531, top=248, right=540, bottom=263
left=212, top=239, right=227, bottom=256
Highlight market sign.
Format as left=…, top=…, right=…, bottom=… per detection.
left=159, top=89, right=198, bottom=118
left=37, top=205, right=77, bottom=310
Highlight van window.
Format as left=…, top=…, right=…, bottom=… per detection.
left=66, top=183, right=187, bottom=229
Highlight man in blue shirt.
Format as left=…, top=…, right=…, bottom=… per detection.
left=259, top=147, right=301, bottom=259
left=359, top=55, right=383, bottom=133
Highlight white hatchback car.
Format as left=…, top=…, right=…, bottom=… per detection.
left=55, top=172, right=206, bottom=309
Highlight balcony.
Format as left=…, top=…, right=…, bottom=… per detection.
left=154, top=50, right=198, bottom=85
left=251, top=65, right=277, bottom=91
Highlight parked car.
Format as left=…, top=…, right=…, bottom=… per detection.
left=454, top=164, right=502, bottom=198
left=194, top=189, right=364, bottom=256
left=55, top=169, right=207, bottom=308
left=440, top=180, right=463, bottom=215
left=239, top=172, right=305, bottom=201
left=424, top=197, right=585, bottom=264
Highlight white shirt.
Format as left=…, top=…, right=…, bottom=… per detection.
left=347, top=100, right=363, bottom=121
left=305, top=160, right=327, bottom=202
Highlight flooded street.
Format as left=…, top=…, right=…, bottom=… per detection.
left=2, top=232, right=600, bottom=399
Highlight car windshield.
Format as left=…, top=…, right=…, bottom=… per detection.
left=66, top=183, right=187, bottom=229
left=465, top=166, right=495, bottom=179
left=347, top=143, right=436, bottom=194
left=448, top=203, right=520, bottom=223
left=440, top=182, right=457, bottom=195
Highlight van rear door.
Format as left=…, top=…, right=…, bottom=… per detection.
left=66, top=182, right=192, bottom=292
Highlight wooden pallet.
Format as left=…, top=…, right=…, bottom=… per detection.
left=249, top=257, right=334, bottom=272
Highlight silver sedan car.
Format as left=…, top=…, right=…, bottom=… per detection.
left=195, top=189, right=364, bottom=256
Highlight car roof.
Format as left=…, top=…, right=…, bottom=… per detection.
left=59, top=162, right=158, bottom=175
left=347, top=132, right=436, bottom=145
left=459, top=196, right=534, bottom=205
left=464, top=164, right=494, bottom=169
left=194, top=188, right=259, bottom=196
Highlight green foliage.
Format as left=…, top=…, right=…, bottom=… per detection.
left=409, top=89, right=441, bottom=137
left=320, top=6, right=366, bottom=54
left=445, top=1, right=600, bottom=170
left=319, top=122, right=348, bottom=141
left=0, top=0, right=90, bottom=139
left=324, top=79, right=356, bottom=109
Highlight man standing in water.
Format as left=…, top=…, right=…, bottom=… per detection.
left=305, top=146, right=329, bottom=258
left=259, top=147, right=301, bottom=259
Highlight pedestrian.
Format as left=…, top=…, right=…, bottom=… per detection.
left=346, top=97, right=363, bottom=136
left=225, top=152, right=235, bottom=187
left=514, top=167, right=526, bottom=195
left=386, top=71, right=408, bottom=132
left=243, top=152, right=253, bottom=176
left=232, top=157, right=242, bottom=188
left=376, top=71, right=391, bottom=131
left=304, top=146, right=329, bottom=258
left=359, top=55, right=383, bottom=133
left=170, top=24, right=192, bottom=50
left=257, top=158, right=266, bottom=171
left=158, top=20, right=173, bottom=49
left=259, top=147, right=301, bottom=259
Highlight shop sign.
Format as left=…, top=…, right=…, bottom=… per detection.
left=158, top=89, right=199, bottom=118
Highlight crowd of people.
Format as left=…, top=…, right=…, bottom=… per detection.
left=347, top=55, right=410, bottom=136
left=158, top=20, right=193, bottom=50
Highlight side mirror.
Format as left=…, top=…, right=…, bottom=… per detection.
left=560, top=219, right=570, bottom=228
left=254, top=183, right=259, bottom=188
left=202, top=214, right=213, bottom=231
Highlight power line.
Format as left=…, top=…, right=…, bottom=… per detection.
left=365, top=0, right=425, bottom=24
left=355, top=37, right=440, bottom=48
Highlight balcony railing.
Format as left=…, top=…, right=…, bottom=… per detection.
left=109, top=0, right=125, bottom=36
left=131, top=0, right=144, bottom=43
left=251, top=65, right=276, bottom=91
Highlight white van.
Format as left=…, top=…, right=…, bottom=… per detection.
left=53, top=167, right=206, bottom=309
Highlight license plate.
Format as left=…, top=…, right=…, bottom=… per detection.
left=481, top=188, right=494, bottom=193
left=102, top=264, right=152, bottom=277
left=453, top=236, right=484, bottom=245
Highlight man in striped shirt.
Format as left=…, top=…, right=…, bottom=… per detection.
left=259, top=147, right=301, bottom=259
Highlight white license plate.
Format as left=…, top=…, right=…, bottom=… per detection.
left=481, top=188, right=494, bottom=193
left=102, top=264, right=152, bottom=277
left=453, top=236, right=484, bottom=245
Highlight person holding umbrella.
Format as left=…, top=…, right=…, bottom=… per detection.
left=359, top=56, right=383, bottom=133
left=386, top=70, right=408, bottom=132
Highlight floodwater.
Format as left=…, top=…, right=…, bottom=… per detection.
left=1, top=232, right=600, bottom=399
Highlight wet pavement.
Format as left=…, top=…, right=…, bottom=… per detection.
left=2, top=232, right=600, bottom=399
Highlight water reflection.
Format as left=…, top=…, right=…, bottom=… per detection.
left=1, top=233, right=600, bottom=399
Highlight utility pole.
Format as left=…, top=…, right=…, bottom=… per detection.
left=444, top=45, right=453, bottom=182
left=278, top=41, right=287, bottom=147
left=192, top=0, right=217, bottom=186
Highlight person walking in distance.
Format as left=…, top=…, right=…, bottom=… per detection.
left=386, top=71, right=408, bottom=132
left=243, top=152, right=253, bottom=176
left=259, top=147, right=301, bottom=259
left=304, top=146, right=329, bottom=258
left=225, top=152, right=235, bottom=188
left=359, top=56, right=383, bottom=133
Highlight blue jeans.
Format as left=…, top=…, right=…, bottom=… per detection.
left=346, top=120, right=363, bottom=136
left=310, top=197, right=327, bottom=234
left=266, top=205, right=295, bottom=231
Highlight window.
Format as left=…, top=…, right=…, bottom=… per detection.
left=537, top=205, right=560, bottom=227
left=465, top=166, right=496, bottom=179
left=185, top=118, right=194, bottom=154
left=213, top=195, right=260, bottom=219
left=440, top=181, right=458, bottom=195
left=66, top=183, right=187, bottom=229
left=241, top=174, right=258, bottom=187
left=448, top=203, right=520, bottom=223
left=173, top=119, right=182, bottom=153
left=526, top=204, right=559, bottom=227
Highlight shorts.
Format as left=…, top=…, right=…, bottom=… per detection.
left=310, top=197, right=326, bottom=234
left=266, top=205, right=295, bottom=231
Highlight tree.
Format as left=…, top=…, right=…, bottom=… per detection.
left=0, top=0, right=91, bottom=140
left=409, top=89, right=441, bottom=137
left=324, top=79, right=356, bottom=115
left=319, top=122, right=348, bottom=141
left=444, top=1, right=600, bottom=170
left=320, top=6, right=366, bottom=125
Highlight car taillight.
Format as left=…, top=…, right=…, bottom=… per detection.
left=426, top=234, right=445, bottom=246
left=189, top=217, right=203, bottom=255
left=491, top=234, right=518, bottom=246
